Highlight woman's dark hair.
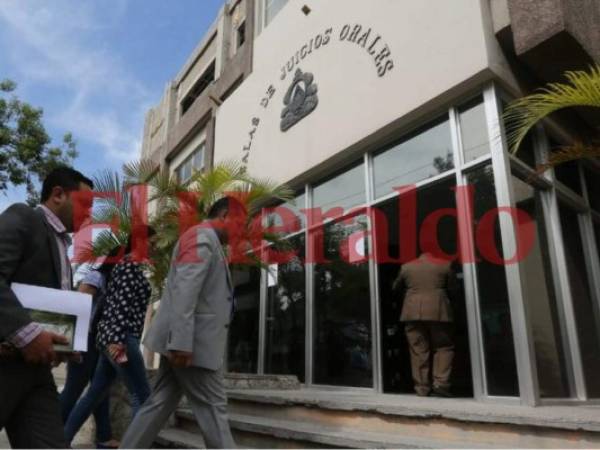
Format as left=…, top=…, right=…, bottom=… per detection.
left=95, top=225, right=156, bottom=276
left=207, top=196, right=246, bottom=218
left=41, top=166, right=94, bottom=202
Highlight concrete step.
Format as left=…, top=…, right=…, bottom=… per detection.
left=156, top=427, right=206, bottom=449
left=158, top=389, right=600, bottom=449
left=174, top=409, right=452, bottom=449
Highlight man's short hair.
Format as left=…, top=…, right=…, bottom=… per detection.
left=207, top=196, right=246, bottom=219
left=41, top=167, right=94, bottom=202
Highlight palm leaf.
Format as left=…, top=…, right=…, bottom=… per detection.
left=535, top=142, right=600, bottom=174
left=504, top=65, right=600, bottom=154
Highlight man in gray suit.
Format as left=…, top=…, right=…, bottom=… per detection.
left=121, top=197, right=239, bottom=449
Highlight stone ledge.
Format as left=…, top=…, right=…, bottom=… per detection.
left=227, top=388, right=600, bottom=433
left=224, top=373, right=300, bottom=390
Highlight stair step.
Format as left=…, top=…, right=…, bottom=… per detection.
left=175, top=409, right=465, bottom=449
left=156, top=428, right=206, bottom=449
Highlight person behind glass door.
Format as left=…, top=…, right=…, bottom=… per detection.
left=392, top=252, right=458, bottom=397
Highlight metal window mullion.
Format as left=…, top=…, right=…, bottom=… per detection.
left=450, top=104, right=486, bottom=399
left=537, top=128, right=587, bottom=399
left=533, top=127, right=578, bottom=398
left=544, top=191, right=588, bottom=399
left=305, top=183, right=314, bottom=386
left=484, top=83, right=539, bottom=406
left=257, top=247, right=267, bottom=375
left=579, top=211, right=600, bottom=375
left=365, top=152, right=381, bottom=392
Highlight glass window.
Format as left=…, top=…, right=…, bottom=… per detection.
left=460, top=97, right=490, bottom=162
left=313, top=213, right=373, bottom=387
left=466, top=165, right=519, bottom=396
left=228, top=267, right=261, bottom=373
left=175, top=144, right=205, bottom=183
left=265, top=0, right=289, bottom=25
left=558, top=204, right=600, bottom=398
left=266, top=192, right=306, bottom=233
left=373, top=117, right=453, bottom=199
left=265, top=233, right=306, bottom=381
left=192, top=143, right=205, bottom=171
left=595, top=220, right=600, bottom=261
left=501, top=100, right=536, bottom=168
left=585, top=168, right=600, bottom=212
left=181, top=61, right=216, bottom=116
left=548, top=137, right=583, bottom=195
left=512, top=176, right=570, bottom=397
left=313, top=163, right=366, bottom=213
left=237, top=21, right=246, bottom=49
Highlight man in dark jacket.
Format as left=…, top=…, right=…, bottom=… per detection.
left=0, top=167, right=93, bottom=448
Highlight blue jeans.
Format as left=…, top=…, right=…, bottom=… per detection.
left=60, top=333, right=112, bottom=443
left=64, top=335, right=151, bottom=444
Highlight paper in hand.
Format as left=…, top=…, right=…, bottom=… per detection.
left=11, top=283, right=92, bottom=352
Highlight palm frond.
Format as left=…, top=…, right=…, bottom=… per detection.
left=123, top=159, right=159, bottom=186
left=504, top=65, right=600, bottom=154
left=534, top=142, right=600, bottom=174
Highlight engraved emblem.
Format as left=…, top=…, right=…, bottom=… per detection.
left=280, top=68, right=318, bottom=132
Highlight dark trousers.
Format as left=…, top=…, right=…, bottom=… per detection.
left=60, top=333, right=112, bottom=443
left=0, top=358, right=67, bottom=448
left=64, top=335, right=151, bottom=444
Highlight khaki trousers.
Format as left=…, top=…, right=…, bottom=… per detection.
left=404, top=321, right=454, bottom=396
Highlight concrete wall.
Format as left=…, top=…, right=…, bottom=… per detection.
left=177, top=33, right=218, bottom=108
left=141, top=0, right=256, bottom=171
left=141, top=84, right=173, bottom=163
left=213, top=0, right=514, bottom=187
left=508, top=0, right=600, bottom=63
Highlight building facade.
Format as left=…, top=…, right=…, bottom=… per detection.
left=141, top=0, right=600, bottom=407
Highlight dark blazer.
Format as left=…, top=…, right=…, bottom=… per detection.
left=0, top=203, right=62, bottom=341
left=393, top=253, right=458, bottom=323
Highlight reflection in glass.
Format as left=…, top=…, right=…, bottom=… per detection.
left=460, top=97, right=490, bottom=162
left=467, top=165, right=519, bottom=396
left=512, top=176, right=570, bottom=397
left=266, top=193, right=306, bottom=233
left=265, top=233, right=306, bottom=382
left=585, top=168, right=600, bottom=212
left=373, top=117, right=453, bottom=199
left=313, top=214, right=373, bottom=387
left=313, top=162, right=366, bottom=212
left=559, top=204, right=600, bottom=398
left=550, top=138, right=582, bottom=195
left=228, top=267, right=261, bottom=373
left=595, top=221, right=600, bottom=262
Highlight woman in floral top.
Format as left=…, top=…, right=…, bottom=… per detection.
left=64, top=244, right=153, bottom=446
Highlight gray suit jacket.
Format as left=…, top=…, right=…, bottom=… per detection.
left=143, top=223, right=234, bottom=370
left=0, top=204, right=63, bottom=341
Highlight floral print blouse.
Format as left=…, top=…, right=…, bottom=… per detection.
left=96, top=260, right=151, bottom=348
